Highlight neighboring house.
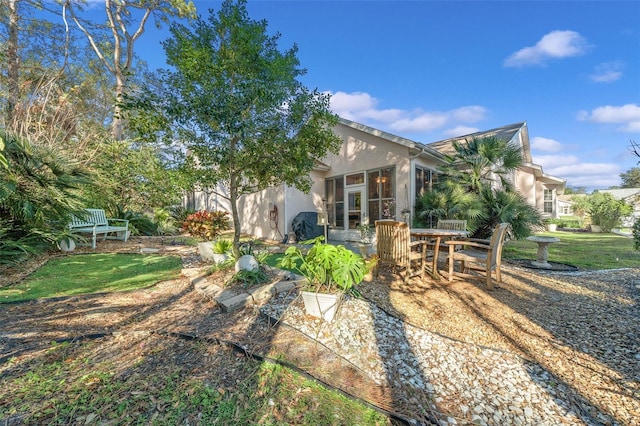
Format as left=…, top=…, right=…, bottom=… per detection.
left=596, top=188, right=640, bottom=227
left=557, top=195, right=575, bottom=216
left=185, top=118, right=566, bottom=242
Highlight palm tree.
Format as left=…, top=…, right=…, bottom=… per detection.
left=0, top=130, right=90, bottom=263
left=416, top=135, right=542, bottom=239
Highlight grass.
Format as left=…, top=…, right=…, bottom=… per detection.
left=502, top=230, right=639, bottom=270
left=0, top=334, right=391, bottom=425
left=0, top=253, right=182, bottom=303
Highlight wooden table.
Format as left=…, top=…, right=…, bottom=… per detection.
left=410, top=228, right=469, bottom=279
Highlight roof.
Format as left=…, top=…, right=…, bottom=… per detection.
left=337, top=117, right=445, bottom=161
left=597, top=188, right=640, bottom=200
left=425, top=122, right=532, bottom=162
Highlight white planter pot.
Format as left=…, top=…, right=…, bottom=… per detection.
left=357, top=243, right=372, bottom=258
left=546, top=224, right=557, bottom=232
left=590, top=224, right=602, bottom=233
left=301, top=291, right=342, bottom=322
left=117, top=230, right=131, bottom=240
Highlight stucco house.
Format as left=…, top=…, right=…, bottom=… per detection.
left=596, top=188, right=640, bottom=227
left=185, top=118, right=566, bottom=242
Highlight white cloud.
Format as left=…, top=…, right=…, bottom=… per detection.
left=531, top=137, right=563, bottom=152
left=577, top=103, right=640, bottom=132
left=444, top=126, right=479, bottom=137
left=328, top=91, right=487, bottom=134
left=589, top=61, right=624, bottom=83
left=504, top=30, right=590, bottom=67
left=534, top=154, right=622, bottom=189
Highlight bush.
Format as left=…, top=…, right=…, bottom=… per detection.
left=182, top=210, right=230, bottom=241
left=588, top=192, right=632, bottom=232
left=633, top=218, right=640, bottom=251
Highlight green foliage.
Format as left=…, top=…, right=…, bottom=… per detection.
left=587, top=192, right=632, bottom=232
left=620, top=167, right=640, bottom=188
left=124, top=0, right=342, bottom=246
left=632, top=218, right=640, bottom=251
left=113, top=207, right=157, bottom=236
left=414, top=178, right=483, bottom=228
left=0, top=131, right=92, bottom=263
left=279, top=237, right=367, bottom=294
left=181, top=210, right=231, bottom=241
left=230, top=268, right=269, bottom=289
left=415, top=135, right=541, bottom=239
left=213, top=239, right=234, bottom=254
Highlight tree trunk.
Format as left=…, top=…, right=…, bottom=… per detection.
left=6, top=0, right=19, bottom=124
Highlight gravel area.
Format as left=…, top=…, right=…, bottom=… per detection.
left=261, top=264, right=640, bottom=426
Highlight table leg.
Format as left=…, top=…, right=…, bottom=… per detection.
left=430, top=236, right=441, bottom=280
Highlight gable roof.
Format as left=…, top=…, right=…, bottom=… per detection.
left=425, top=122, right=531, bottom=162
left=337, top=117, right=445, bottom=161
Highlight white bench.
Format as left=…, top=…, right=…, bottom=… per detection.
left=68, top=208, right=129, bottom=249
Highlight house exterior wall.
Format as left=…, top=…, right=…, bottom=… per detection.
left=320, top=124, right=417, bottom=241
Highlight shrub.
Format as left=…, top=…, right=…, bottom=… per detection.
left=587, top=192, right=632, bottom=232
left=633, top=218, right=640, bottom=251
left=182, top=210, right=230, bottom=241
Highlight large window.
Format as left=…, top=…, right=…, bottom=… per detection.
left=544, top=189, right=553, bottom=214
left=415, top=166, right=435, bottom=197
left=368, top=167, right=395, bottom=221
left=325, top=168, right=395, bottom=229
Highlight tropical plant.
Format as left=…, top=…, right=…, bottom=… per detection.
left=415, top=135, right=541, bottom=239
left=213, top=239, right=234, bottom=255
left=279, top=237, right=367, bottom=295
left=0, top=131, right=91, bottom=262
left=181, top=210, right=230, bottom=241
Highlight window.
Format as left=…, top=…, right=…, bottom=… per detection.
left=325, top=176, right=344, bottom=228
left=326, top=168, right=395, bottom=228
left=544, top=189, right=553, bottom=214
left=415, top=166, right=433, bottom=197
left=368, top=167, right=395, bottom=221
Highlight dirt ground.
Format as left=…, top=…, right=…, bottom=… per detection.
left=1, top=237, right=639, bottom=425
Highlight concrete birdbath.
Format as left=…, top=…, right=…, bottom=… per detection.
left=526, top=235, right=560, bottom=269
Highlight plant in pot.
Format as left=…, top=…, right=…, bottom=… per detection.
left=357, top=222, right=373, bottom=257
left=212, top=239, right=233, bottom=264
left=279, top=237, right=368, bottom=322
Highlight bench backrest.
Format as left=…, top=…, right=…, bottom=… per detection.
left=70, top=209, right=109, bottom=227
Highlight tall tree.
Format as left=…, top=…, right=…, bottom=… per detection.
left=63, top=0, right=196, bottom=140
left=125, top=0, right=342, bottom=247
left=620, top=167, right=640, bottom=188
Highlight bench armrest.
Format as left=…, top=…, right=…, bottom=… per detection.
left=106, top=218, right=129, bottom=228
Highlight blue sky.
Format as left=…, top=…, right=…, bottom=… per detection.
left=109, top=1, right=640, bottom=190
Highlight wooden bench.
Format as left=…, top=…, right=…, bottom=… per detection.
left=68, top=208, right=129, bottom=249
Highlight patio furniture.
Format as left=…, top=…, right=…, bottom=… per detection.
left=435, top=219, right=468, bottom=251
left=410, top=228, right=469, bottom=279
left=375, top=220, right=430, bottom=282
left=446, top=222, right=509, bottom=290
left=68, top=208, right=129, bottom=249
left=526, top=235, right=560, bottom=268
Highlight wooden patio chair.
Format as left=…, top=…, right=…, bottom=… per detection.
left=375, top=220, right=430, bottom=282
left=435, top=219, right=468, bottom=251
left=445, top=222, right=509, bottom=290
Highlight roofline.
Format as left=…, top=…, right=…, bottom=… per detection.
left=338, top=117, right=445, bottom=161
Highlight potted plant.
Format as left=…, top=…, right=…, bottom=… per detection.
left=544, top=218, right=562, bottom=232
left=279, top=237, right=368, bottom=322
left=357, top=222, right=373, bottom=257
left=212, top=239, right=233, bottom=264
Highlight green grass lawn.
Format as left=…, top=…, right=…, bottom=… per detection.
left=502, top=230, right=639, bottom=270
left=0, top=253, right=183, bottom=303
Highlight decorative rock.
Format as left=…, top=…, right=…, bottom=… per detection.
left=235, top=255, right=258, bottom=272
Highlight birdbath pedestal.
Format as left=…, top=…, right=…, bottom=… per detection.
left=526, top=236, right=560, bottom=269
